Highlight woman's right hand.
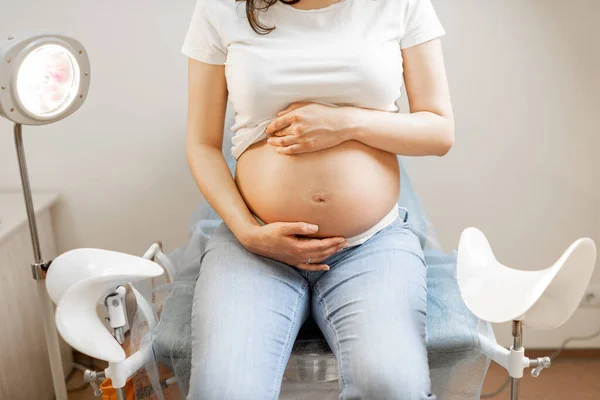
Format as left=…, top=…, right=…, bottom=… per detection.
left=239, top=222, right=348, bottom=271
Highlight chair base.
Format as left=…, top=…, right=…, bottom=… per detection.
left=480, top=321, right=552, bottom=400
left=283, top=352, right=338, bottom=383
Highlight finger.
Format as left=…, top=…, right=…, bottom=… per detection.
left=276, top=106, right=293, bottom=116
left=276, top=144, right=305, bottom=155
left=295, top=262, right=330, bottom=272
left=297, top=237, right=347, bottom=252
left=279, top=222, right=319, bottom=236
left=278, top=102, right=309, bottom=116
left=268, top=130, right=289, bottom=138
left=265, top=114, right=294, bottom=135
left=302, top=246, right=344, bottom=264
left=268, top=125, right=298, bottom=138
left=267, top=135, right=297, bottom=147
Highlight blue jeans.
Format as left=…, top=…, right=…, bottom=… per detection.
left=188, top=212, right=435, bottom=400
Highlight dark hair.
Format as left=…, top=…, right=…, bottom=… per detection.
left=236, top=0, right=300, bottom=34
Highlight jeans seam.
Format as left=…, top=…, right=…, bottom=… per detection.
left=271, top=279, right=308, bottom=400
left=314, top=285, right=346, bottom=389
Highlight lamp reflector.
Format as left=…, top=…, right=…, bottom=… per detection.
left=16, top=44, right=80, bottom=118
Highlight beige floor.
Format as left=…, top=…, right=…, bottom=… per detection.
left=68, top=359, right=600, bottom=400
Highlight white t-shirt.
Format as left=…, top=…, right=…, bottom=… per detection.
left=182, top=0, right=445, bottom=159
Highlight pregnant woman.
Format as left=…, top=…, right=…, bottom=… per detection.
left=183, top=0, right=453, bottom=398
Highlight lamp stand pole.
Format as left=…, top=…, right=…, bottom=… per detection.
left=14, top=123, right=68, bottom=400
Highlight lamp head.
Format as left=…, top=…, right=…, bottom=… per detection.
left=0, top=32, right=90, bottom=125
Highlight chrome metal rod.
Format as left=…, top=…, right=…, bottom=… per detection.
left=510, top=320, right=523, bottom=400
left=14, top=123, right=68, bottom=400
left=116, top=387, right=127, bottom=400
left=512, top=320, right=523, bottom=349
left=510, top=377, right=521, bottom=400
left=14, top=123, right=42, bottom=264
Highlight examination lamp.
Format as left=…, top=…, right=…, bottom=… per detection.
left=0, top=32, right=91, bottom=400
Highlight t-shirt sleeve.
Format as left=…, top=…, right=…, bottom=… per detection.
left=399, top=0, right=446, bottom=49
left=181, top=0, right=227, bottom=64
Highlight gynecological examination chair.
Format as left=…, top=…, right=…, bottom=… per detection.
left=46, top=107, right=597, bottom=400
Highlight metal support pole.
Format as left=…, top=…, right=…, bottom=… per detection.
left=14, top=124, right=42, bottom=264
left=116, top=387, right=127, bottom=400
left=14, top=123, right=68, bottom=400
left=510, top=320, right=523, bottom=400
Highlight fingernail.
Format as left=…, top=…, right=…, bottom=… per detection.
left=306, top=224, right=319, bottom=232
left=337, top=238, right=346, bottom=244
left=267, top=138, right=272, bottom=144
left=321, top=266, right=330, bottom=271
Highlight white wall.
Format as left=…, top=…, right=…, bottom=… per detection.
left=1, top=0, right=599, bottom=348
left=1, top=0, right=199, bottom=256
left=403, top=0, right=600, bottom=348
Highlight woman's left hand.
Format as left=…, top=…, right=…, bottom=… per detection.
left=265, top=102, right=352, bottom=155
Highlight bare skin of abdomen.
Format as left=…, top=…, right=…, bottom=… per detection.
left=235, top=139, right=400, bottom=239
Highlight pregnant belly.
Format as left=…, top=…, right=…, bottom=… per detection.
left=235, top=139, right=400, bottom=239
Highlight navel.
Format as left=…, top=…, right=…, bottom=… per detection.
left=311, top=192, right=330, bottom=204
